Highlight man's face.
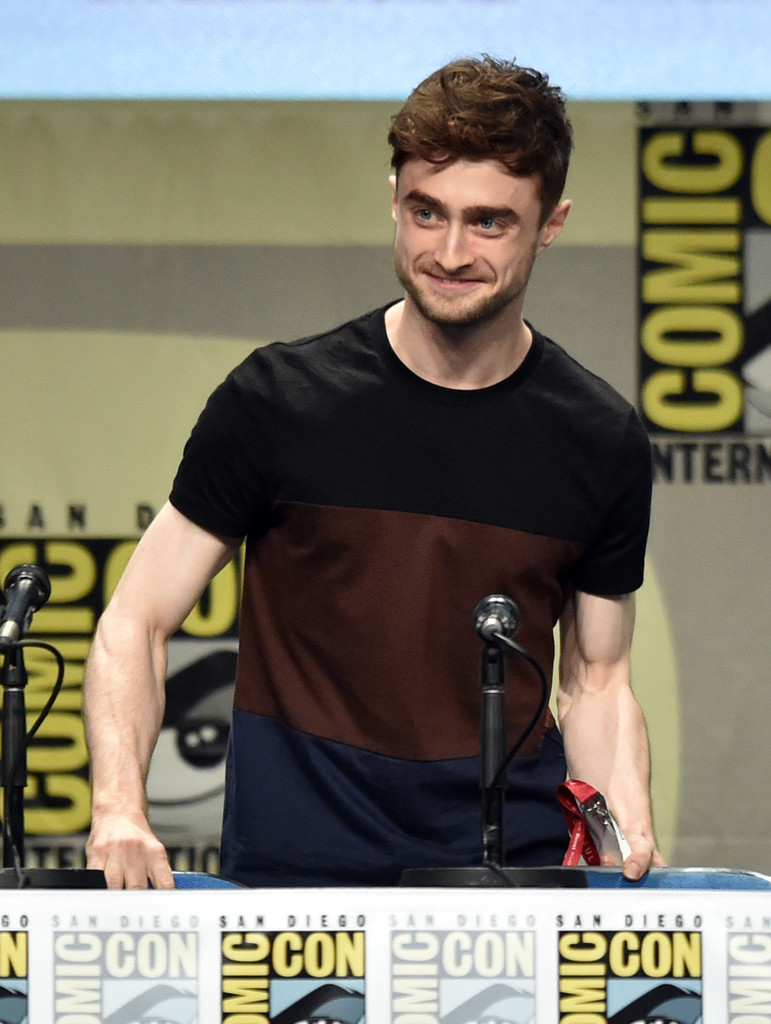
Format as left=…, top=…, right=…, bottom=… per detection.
left=391, top=157, right=569, bottom=330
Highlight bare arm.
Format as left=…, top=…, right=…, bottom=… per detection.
left=84, top=501, right=240, bottom=888
left=557, top=590, right=665, bottom=881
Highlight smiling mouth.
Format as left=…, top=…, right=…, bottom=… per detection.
left=425, top=271, right=486, bottom=289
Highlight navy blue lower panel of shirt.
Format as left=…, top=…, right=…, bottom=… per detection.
left=220, top=710, right=569, bottom=887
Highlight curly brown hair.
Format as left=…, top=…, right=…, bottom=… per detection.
left=388, top=55, right=573, bottom=221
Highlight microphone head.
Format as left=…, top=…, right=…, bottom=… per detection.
left=474, top=594, right=520, bottom=641
left=4, top=563, right=52, bottom=609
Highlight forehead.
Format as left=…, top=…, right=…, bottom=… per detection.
left=395, top=157, right=543, bottom=212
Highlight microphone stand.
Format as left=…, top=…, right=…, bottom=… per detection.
left=480, top=639, right=506, bottom=868
left=1, top=644, right=28, bottom=868
left=400, top=593, right=586, bottom=888
left=0, top=640, right=106, bottom=889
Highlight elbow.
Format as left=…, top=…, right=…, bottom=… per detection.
left=97, top=598, right=171, bottom=657
left=558, top=657, right=632, bottom=721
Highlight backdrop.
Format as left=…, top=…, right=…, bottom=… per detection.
left=0, top=97, right=768, bottom=874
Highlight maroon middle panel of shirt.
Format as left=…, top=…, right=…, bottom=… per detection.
left=235, top=500, right=583, bottom=761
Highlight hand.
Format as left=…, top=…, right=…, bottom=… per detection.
left=86, top=811, right=175, bottom=890
left=619, top=833, right=666, bottom=882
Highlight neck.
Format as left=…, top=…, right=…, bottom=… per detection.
left=385, top=299, right=532, bottom=390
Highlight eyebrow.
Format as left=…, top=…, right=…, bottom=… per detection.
left=403, top=189, right=518, bottom=223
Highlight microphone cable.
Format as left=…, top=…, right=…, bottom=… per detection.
left=479, top=630, right=550, bottom=879
left=0, top=638, right=65, bottom=886
left=487, top=631, right=550, bottom=792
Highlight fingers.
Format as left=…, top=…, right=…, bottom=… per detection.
left=621, top=837, right=666, bottom=882
left=621, top=853, right=648, bottom=882
left=599, top=852, right=622, bottom=867
left=86, top=815, right=175, bottom=890
left=146, top=845, right=176, bottom=890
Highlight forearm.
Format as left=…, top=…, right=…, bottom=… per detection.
left=84, top=609, right=167, bottom=822
left=558, top=591, right=663, bottom=879
left=83, top=607, right=176, bottom=888
left=559, top=668, right=655, bottom=842
left=85, top=503, right=237, bottom=815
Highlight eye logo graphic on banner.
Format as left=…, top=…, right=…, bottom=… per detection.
left=638, top=104, right=771, bottom=483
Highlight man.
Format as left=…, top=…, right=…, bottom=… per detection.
left=84, top=56, right=664, bottom=889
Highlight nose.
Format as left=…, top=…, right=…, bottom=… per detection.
left=434, top=223, right=474, bottom=273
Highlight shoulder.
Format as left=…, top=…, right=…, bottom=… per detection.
left=528, top=329, right=650, bottom=462
left=235, top=306, right=388, bottom=378
left=532, top=328, right=635, bottom=416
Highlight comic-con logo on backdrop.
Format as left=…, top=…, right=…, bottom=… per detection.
left=53, top=928, right=198, bottom=1023
left=0, top=535, right=240, bottom=872
left=638, top=104, right=771, bottom=484
left=220, top=930, right=365, bottom=1024
left=390, top=928, right=536, bottom=1024
left=727, top=930, right=771, bottom=1023
left=0, top=931, right=27, bottom=1024
left=558, top=928, right=702, bottom=1023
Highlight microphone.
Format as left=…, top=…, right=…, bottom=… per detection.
left=473, top=594, right=520, bottom=642
left=0, top=564, right=51, bottom=651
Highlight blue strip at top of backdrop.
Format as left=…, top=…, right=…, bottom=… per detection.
left=0, top=0, right=770, bottom=102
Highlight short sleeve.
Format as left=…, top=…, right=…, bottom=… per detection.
left=567, top=409, right=652, bottom=596
left=169, top=350, right=275, bottom=539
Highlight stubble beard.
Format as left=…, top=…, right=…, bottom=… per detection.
left=393, top=252, right=534, bottom=330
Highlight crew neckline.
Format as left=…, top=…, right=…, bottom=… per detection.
left=373, top=302, right=544, bottom=404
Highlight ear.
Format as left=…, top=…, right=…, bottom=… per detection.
left=389, top=173, right=398, bottom=222
left=536, top=199, right=571, bottom=254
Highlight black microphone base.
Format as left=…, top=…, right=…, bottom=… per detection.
left=399, top=865, right=589, bottom=888
left=0, top=867, right=107, bottom=889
